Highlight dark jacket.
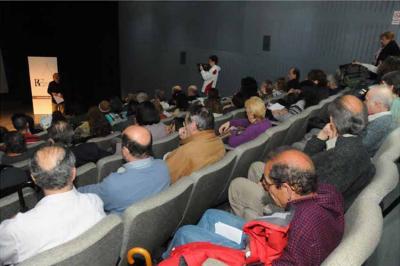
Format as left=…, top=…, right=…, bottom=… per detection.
left=71, top=143, right=111, bottom=167
left=376, top=40, right=400, bottom=65
left=304, top=136, right=375, bottom=210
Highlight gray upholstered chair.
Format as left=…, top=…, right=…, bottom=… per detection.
left=231, top=108, right=246, bottom=119
left=372, top=126, right=400, bottom=162
left=75, top=162, right=98, bottom=187
left=0, top=187, right=38, bottom=223
left=152, top=132, right=179, bottom=159
left=180, top=151, right=237, bottom=225
left=11, top=158, right=31, bottom=171
left=214, top=113, right=233, bottom=134
left=87, top=131, right=121, bottom=152
left=26, top=140, right=46, bottom=153
left=119, top=178, right=194, bottom=265
left=321, top=196, right=383, bottom=266
left=19, top=215, right=123, bottom=266
left=161, top=116, right=175, bottom=126
left=261, top=122, right=291, bottom=160
left=96, top=154, right=124, bottom=182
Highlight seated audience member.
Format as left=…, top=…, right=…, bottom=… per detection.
left=11, top=113, right=40, bottom=143
left=271, top=92, right=306, bottom=122
left=362, top=84, right=397, bottom=156
left=78, top=125, right=170, bottom=213
left=163, top=149, right=344, bottom=266
left=219, top=96, right=272, bottom=147
left=229, top=95, right=374, bottom=217
left=376, top=56, right=400, bottom=80
left=136, top=91, right=149, bottom=104
left=382, top=70, right=400, bottom=124
left=155, top=89, right=170, bottom=110
left=1, top=131, right=31, bottom=164
left=48, top=121, right=111, bottom=167
left=300, top=69, right=331, bottom=106
left=286, top=67, right=301, bottom=90
left=222, top=92, right=246, bottom=114
left=152, top=99, right=170, bottom=120
left=327, top=74, right=341, bottom=95
left=187, top=85, right=200, bottom=101
left=136, top=101, right=169, bottom=141
left=99, top=100, right=124, bottom=126
left=258, top=79, right=273, bottom=100
left=166, top=104, right=225, bottom=183
left=204, top=88, right=223, bottom=116
left=126, top=100, right=139, bottom=125
left=0, top=145, right=105, bottom=264
left=88, top=106, right=112, bottom=138
left=110, top=96, right=124, bottom=117
left=272, top=77, right=288, bottom=97
left=240, top=76, right=259, bottom=100
left=169, top=85, right=183, bottom=106
left=50, top=111, right=67, bottom=127
left=0, top=126, right=9, bottom=153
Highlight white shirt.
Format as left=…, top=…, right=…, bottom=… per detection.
left=201, top=65, right=221, bottom=93
left=368, top=111, right=391, bottom=122
left=0, top=188, right=105, bottom=265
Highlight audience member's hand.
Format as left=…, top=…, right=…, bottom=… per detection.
left=317, top=123, right=336, bottom=141
left=219, top=121, right=231, bottom=134
left=179, top=127, right=188, bottom=140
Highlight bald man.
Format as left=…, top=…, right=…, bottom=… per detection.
left=362, top=84, right=397, bottom=156
left=78, top=125, right=170, bottom=214
left=162, top=149, right=344, bottom=266
left=0, top=145, right=105, bottom=265
left=229, top=95, right=374, bottom=217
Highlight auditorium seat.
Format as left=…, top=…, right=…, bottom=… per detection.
left=11, top=158, right=31, bottom=171
left=87, top=131, right=121, bottom=152
left=0, top=187, right=38, bottom=223
left=112, top=119, right=130, bottom=132
left=178, top=152, right=237, bottom=225
left=26, top=140, right=46, bottom=153
left=152, top=132, right=179, bottom=159
left=19, top=214, right=123, bottom=266
left=261, top=122, right=292, bottom=160
left=96, top=154, right=124, bottom=182
left=35, top=130, right=49, bottom=140
left=321, top=196, right=383, bottom=266
left=75, top=162, right=98, bottom=187
left=161, top=116, right=175, bottom=126
left=119, top=178, right=194, bottom=265
left=214, top=112, right=233, bottom=133
left=230, top=108, right=246, bottom=119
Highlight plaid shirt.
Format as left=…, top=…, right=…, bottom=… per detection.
left=273, top=184, right=345, bottom=266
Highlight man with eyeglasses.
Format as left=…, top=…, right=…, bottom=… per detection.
left=162, top=149, right=344, bottom=265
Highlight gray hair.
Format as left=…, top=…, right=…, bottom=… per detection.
left=30, top=145, right=76, bottom=190
left=368, top=84, right=394, bottom=110
left=48, top=121, right=74, bottom=146
left=328, top=97, right=368, bottom=135
left=186, top=104, right=214, bottom=131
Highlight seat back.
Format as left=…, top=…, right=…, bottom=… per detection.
left=261, top=123, right=292, bottom=160
left=11, top=159, right=31, bottom=171
left=26, top=140, right=46, bottom=153
left=0, top=187, right=38, bottom=223
left=35, top=130, right=49, bottom=140
left=373, top=126, right=400, bottom=162
left=161, top=116, right=175, bottom=126
left=75, top=163, right=98, bottom=187
left=20, top=215, right=123, bottom=266
left=87, top=131, right=121, bottom=152
left=214, top=113, right=233, bottom=133
left=152, top=132, right=179, bottom=159
left=119, top=178, right=194, bottom=265
left=96, top=154, right=124, bottom=182
left=180, top=152, right=237, bottom=225
left=321, top=196, right=383, bottom=266
left=231, top=108, right=246, bottom=119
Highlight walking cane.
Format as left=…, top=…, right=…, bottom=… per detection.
left=127, top=247, right=152, bottom=266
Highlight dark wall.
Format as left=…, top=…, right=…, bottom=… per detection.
left=0, top=2, right=120, bottom=111
left=119, top=1, right=400, bottom=97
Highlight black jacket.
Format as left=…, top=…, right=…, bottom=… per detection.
left=71, top=143, right=112, bottom=167
left=376, top=40, right=400, bottom=65
left=304, top=136, right=375, bottom=210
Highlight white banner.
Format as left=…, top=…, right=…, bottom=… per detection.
left=28, top=56, right=58, bottom=115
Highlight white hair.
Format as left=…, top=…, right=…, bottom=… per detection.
left=368, top=84, right=395, bottom=110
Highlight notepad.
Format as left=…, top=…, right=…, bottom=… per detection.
left=53, top=95, right=64, bottom=104
left=268, top=103, right=285, bottom=111
left=215, top=222, right=243, bottom=244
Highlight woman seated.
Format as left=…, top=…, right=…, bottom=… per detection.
left=74, top=106, right=112, bottom=142
left=219, top=96, right=272, bottom=147
left=187, top=85, right=200, bottom=102
left=258, top=80, right=273, bottom=100
left=136, top=101, right=169, bottom=141
left=204, top=89, right=223, bottom=116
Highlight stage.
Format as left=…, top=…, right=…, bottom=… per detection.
left=0, top=99, right=41, bottom=131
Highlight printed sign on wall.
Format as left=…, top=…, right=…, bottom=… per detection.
left=27, top=56, right=58, bottom=114
left=392, top=11, right=400, bottom=25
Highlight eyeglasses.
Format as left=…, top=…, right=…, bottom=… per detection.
left=260, top=174, right=274, bottom=192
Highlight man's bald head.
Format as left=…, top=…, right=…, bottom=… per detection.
left=121, top=125, right=153, bottom=160
left=328, top=95, right=368, bottom=135
left=30, top=145, right=76, bottom=190
left=264, top=148, right=317, bottom=195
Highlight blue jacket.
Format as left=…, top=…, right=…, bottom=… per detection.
left=78, top=157, right=170, bottom=214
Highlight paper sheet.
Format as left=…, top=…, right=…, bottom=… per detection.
left=215, top=222, right=243, bottom=244
left=268, top=103, right=285, bottom=111
left=53, top=95, right=64, bottom=104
